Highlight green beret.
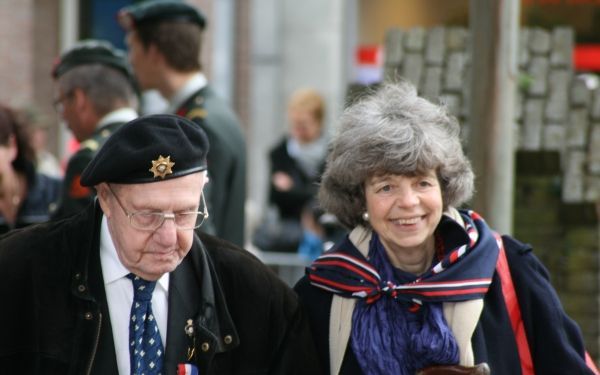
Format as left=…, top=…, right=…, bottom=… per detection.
left=52, top=39, right=133, bottom=80
left=118, top=0, right=206, bottom=31
left=80, top=114, right=209, bottom=186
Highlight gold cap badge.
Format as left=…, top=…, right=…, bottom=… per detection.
left=149, top=155, right=175, bottom=179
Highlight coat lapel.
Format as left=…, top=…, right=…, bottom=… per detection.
left=164, top=253, right=202, bottom=375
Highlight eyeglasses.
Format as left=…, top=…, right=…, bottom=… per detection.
left=107, top=184, right=209, bottom=231
left=52, top=90, right=74, bottom=113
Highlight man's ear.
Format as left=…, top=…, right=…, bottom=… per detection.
left=96, top=183, right=112, bottom=217
left=148, top=43, right=165, bottom=65
left=71, top=88, right=88, bottom=111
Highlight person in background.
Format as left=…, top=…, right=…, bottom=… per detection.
left=294, top=82, right=597, bottom=374
left=253, top=88, right=329, bottom=253
left=118, top=0, right=246, bottom=247
left=0, top=114, right=322, bottom=374
left=0, top=105, right=61, bottom=234
left=51, top=39, right=138, bottom=219
left=21, top=107, right=62, bottom=178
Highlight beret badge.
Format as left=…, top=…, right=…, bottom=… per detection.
left=150, top=155, right=175, bottom=179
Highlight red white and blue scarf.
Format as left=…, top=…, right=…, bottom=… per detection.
left=307, top=210, right=502, bottom=375
left=307, top=210, right=501, bottom=305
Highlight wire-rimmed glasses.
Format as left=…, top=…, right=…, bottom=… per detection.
left=108, top=184, right=209, bottom=231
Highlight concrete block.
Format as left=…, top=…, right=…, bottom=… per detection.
left=404, top=27, right=425, bottom=52
left=522, top=98, right=544, bottom=150
left=565, top=149, right=586, bottom=174
left=383, top=64, right=401, bottom=82
left=571, top=77, right=592, bottom=107
left=543, top=123, right=566, bottom=151
left=446, top=27, right=468, bottom=51
left=445, top=52, right=466, bottom=93
left=566, top=108, right=590, bottom=148
left=422, top=66, right=442, bottom=100
left=588, top=124, right=600, bottom=174
left=563, top=174, right=585, bottom=203
left=514, top=90, right=523, bottom=122
left=591, top=89, right=600, bottom=121
left=519, top=28, right=530, bottom=68
left=425, top=26, right=445, bottom=66
left=384, top=28, right=404, bottom=66
left=550, top=27, right=574, bottom=68
left=585, top=175, right=600, bottom=201
left=545, top=69, right=572, bottom=122
left=529, top=28, right=551, bottom=55
left=527, top=56, right=549, bottom=97
left=439, top=93, right=461, bottom=117
left=562, top=149, right=586, bottom=202
left=401, top=53, right=424, bottom=88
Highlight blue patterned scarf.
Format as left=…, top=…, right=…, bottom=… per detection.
left=306, top=210, right=501, bottom=374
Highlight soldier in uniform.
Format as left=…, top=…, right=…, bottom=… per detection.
left=51, top=39, right=139, bottom=219
left=118, top=0, right=247, bottom=247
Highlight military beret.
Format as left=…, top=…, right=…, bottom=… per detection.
left=80, top=114, right=209, bottom=186
left=52, top=39, right=133, bottom=80
left=118, top=0, right=206, bottom=31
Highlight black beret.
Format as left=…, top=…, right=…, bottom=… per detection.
left=118, top=0, right=206, bottom=31
left=80, top=114, right=209, bottom=186
left=52, top=39, right=133, bottom=80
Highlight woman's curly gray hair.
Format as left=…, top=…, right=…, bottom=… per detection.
left=319, top=81, right=474, bottom=229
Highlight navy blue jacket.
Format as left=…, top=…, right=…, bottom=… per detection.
left=295, top=235, right=593, bottom=374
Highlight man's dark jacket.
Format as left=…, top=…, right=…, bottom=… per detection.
left=0, top=201, right=321, bottom=374
left=177, top=86, right=246, bottom=247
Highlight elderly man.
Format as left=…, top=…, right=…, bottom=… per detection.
left=51, top=39, right=139, bottom=219
left=0, top=115, right=321, bottom=374
left=118, top=0, right=246, bottom=247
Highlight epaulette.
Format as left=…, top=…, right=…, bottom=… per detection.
left=80, top=139, right=99, bottom=151
left=186, top=108, right=207, bottom=120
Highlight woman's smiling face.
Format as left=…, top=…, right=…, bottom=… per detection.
left=364, top=169, right=443, bottom=256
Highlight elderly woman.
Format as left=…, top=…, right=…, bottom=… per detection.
left=0, top=105, right=61, bottom=234
left=294, top=82, right=596, bottom=374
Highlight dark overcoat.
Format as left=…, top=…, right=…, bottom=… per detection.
left=0, top=201, right=322, bottom=375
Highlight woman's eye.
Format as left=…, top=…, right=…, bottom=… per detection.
left=378, top=184, right=392, bottom=192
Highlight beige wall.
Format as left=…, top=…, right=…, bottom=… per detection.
left=359, top=0, right=600, bottom=46
left=359, top=0, right=469, bottom=45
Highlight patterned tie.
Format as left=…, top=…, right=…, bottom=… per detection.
left=127, top=273, right=164, bottom=375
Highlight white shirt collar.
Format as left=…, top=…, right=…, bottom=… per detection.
left=99, top=215, right=169, bottom=291
left=97, top=108, right=138, bottom=129
left=167, top=72, right=207, bottom=113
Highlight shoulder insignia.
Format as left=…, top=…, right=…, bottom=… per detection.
left=80, top=139, right=99, bottom=151
left=186, top=108, right=207, bottom=120
left=69, top=175, right=92, bottom=199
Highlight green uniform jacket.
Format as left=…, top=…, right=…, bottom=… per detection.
left=176, top=86, right=246, bottom=247
left=52, top=121, right=124, bottom=220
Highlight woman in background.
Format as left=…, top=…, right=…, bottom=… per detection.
left=254, top=88, right=330, bottom=252
left=0, top=105, right=61, bottom=234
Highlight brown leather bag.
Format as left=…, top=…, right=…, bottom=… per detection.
left=416, top=363, right=491, bottom=375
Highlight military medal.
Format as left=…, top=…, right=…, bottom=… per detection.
left=177, top=319, right=199, bottom=375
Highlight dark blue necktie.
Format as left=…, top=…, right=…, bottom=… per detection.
left=127, top=273, right=164, bottom=375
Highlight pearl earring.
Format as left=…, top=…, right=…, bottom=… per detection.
left=362, top=212, right=369, bottom=221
